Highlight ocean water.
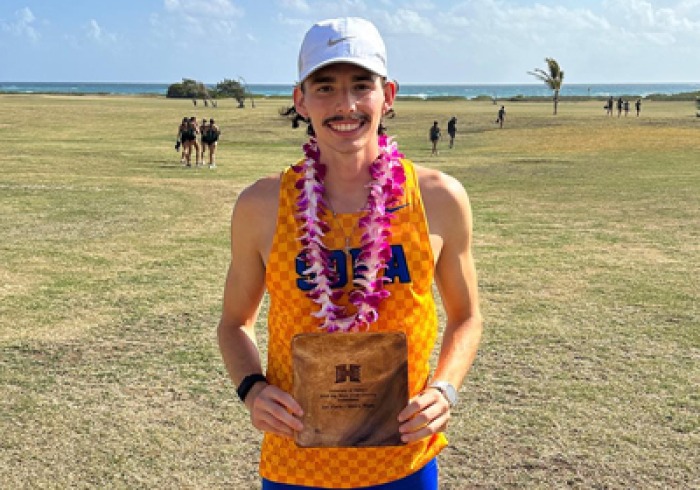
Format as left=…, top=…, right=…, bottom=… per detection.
left=1, top=81, right=699, bottom=99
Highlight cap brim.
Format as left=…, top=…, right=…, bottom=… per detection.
left=299, top=57, right=387, bottom=83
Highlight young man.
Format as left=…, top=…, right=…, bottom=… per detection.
left=217, top=17, right=482, bottom=489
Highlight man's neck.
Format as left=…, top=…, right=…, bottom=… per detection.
left=318, top=144, right=379, bottom=213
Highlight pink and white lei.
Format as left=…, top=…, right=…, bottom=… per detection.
left=293, top=135, right=406, bottom=332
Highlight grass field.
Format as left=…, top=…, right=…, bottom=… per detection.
left=1, top=93, right=698, bottom=489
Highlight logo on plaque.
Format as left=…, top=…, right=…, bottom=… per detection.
left=335, top=364, right=361, bottom=383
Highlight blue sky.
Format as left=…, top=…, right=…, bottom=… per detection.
left=1, top=0, right=699, bottom=84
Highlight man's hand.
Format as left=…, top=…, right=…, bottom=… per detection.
left=397, top=388, right=450, bottom=443
left=246, top=383, right=304, bottom=439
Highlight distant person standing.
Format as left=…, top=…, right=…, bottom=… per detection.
left=635, top=98, right=642, bottom=117
left=447, top=116, right=457, bottom=148
left=429, top=120, right=441, bottom=155
left=617, top=97, right=623, bottom=117
left=496, top=105, right=506, bottom=129
left=606, top=96, right=614, bottom=116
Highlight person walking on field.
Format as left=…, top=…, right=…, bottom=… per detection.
left=216, top=16, right=482, bottom=490
left=179, top=116, right=199, bottom=167
left=496, top=105, right=506, bottom=128
left=447, top=116, right=457, bottom=148
left=635, top=98, right=642, bottom=117
left=188, top=116, right=202, bottom=167
left=429, top=120, right=441, bottom=155
left=176, top=117, right=188, bottom=164
left=200, top=118, right=209, bottom=163
left=202, top=118, right=220, bottom=168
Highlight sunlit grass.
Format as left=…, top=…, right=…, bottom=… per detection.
left=0, top=94, right=698, bottom=488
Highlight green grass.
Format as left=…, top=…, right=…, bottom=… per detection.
left=1, top=94, right=698, bottom=489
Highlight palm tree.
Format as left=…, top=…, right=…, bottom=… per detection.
left=528, top=58, right=564, bottom=115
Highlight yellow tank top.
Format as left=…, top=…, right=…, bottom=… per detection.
left=262, top=158, right=446, bottom=487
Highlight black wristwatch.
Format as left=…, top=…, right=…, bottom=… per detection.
left=236, top=373, right=268, bottom=402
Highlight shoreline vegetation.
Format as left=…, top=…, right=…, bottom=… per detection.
left=2, top=90, right=698, bottom=102
left=1, top=85, right=699, bottom=102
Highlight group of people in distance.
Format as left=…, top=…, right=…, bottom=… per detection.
left=606, top=96, right=642, bottom=117
left=176, top=116, right=221, bottom=168
left=429, top=106, right=507, bottom=155
left=428, top=106, right=506, bottom=155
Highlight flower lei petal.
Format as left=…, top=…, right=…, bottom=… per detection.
left=295, top=135, right=405, bottom=332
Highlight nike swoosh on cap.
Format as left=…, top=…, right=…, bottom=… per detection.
left=327, top=36, right=354, bottom=47
left=386, top=203, right=409, bottom=213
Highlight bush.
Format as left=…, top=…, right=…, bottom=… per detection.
left=166, top=78, right=209, bottom=99
left=213, top=79, right=245, bottom=100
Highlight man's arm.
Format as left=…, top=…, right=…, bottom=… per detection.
left=217, top=178, right=303, bottom=438
left=398, top=170, right=483, bottom=443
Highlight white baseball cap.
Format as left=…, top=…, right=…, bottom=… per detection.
left=297, top=17, right=387, bottom=83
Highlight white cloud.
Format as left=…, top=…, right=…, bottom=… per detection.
left=164, top=0, right=243, bottom=18
left=1, top=7, right=40, bottom=41
left=402, top=1, right=437, bottom=10
left=275, top=12, right=309, bottom=27
left=382, top=9, right=438, bottom=37
left=86, top=19, right=117, bottom=43
left=603, top=0, right=700, bottom=30
left=87, top=19, right=102, bottom=40
left=156, top=0, right=244, bottom=40
left=313, top=0, right=368, bottom=16
left=278, top=0, right=311, bottom=13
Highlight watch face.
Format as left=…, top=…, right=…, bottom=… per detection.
left=432, top=382, right=458, bottom=406
left=444, top=385, right=457, bottom=405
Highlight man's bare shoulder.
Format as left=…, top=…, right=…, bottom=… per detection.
left=413, top=164, right=472, bottom=244
left=414, top=164, right=469, bottom=206
left=233, top=173, right=282, bottom=227
left=236, top=173, right=281, bottom=209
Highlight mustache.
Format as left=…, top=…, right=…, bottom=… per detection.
left=322, top=113, right=370, bottom=125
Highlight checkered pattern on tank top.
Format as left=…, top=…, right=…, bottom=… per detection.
left=260, top=159, right=446, bottom=488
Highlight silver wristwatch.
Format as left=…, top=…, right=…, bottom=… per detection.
left=429, top=381, right=458, bottom=407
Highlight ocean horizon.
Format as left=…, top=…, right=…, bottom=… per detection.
left=2, top=81, right=699, bottom=99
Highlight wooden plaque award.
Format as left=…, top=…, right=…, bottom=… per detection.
left=292, top=331, right=408, bottom=448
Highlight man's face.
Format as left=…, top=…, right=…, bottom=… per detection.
left=294, top=63, right=395, bottom=156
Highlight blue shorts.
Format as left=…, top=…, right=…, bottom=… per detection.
left=261, top=458, right=438, bottom=490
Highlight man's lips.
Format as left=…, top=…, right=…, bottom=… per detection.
left=323, top=114, right=369, bottom=132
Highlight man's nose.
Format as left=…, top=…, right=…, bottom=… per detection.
left=335, top=88, right=357, bottom=113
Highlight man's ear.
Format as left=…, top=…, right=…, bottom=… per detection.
left=293, top=84, right=309, bottom=118
left=382, top=80, right=397, bottom=115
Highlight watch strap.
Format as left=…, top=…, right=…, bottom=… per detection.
left=236, top=373, right=267, bottom=402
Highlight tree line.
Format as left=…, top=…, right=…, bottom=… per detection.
left=167, top=78, right=248, bottom=104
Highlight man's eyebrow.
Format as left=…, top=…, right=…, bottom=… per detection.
left=308, top=74, right=336, bottom=85
left=307, top=71, right=377, bottom=85
left=352, top=73, right=377, bottom=82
